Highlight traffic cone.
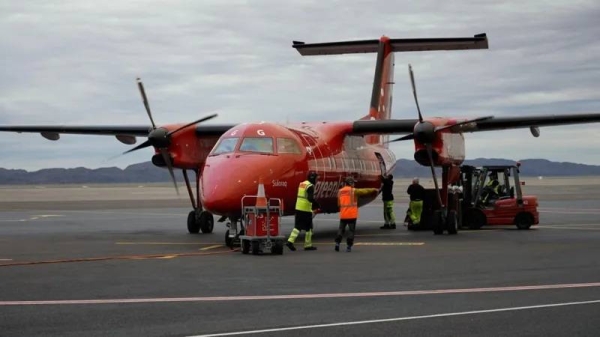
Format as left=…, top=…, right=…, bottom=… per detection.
left=255, top=177, right=267, bottom=208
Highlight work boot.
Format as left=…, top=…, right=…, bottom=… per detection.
left=304, top=246, right=317, bottom=251
left=380, top=224, right=391, bottom=230
left=346, top=246, right=352, bottom=252
left=335, top=243, right=340, bottom=252
left=390, top=224, right=396, bottom=229
left=285, top=241, right=296, bottom=251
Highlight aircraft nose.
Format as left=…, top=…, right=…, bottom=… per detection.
left=201, top=155, right=296, bottom=217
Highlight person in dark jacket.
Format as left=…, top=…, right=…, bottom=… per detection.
left=405, top=178, right=425, bottom=226
left=380, top=174, right=397, bottom=230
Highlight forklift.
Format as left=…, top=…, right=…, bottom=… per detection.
left=407, top=163, right=539, bottom=232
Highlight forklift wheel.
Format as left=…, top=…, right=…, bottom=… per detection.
left=432, top=210, right=444, bottom=235
left=515, top=213, right=533, bottom=230
left=241, top=240, right=250, bottom=254
left=465, top=208, right=486, bottom=230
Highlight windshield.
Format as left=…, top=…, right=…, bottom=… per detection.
left=239, top=137, right=274, bottom=154
left=211, top=137, right=239, bottom=155
left=277, top=138, right=302, bottom=154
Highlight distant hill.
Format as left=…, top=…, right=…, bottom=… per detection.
left=392, top=158, right=600, bottom=178
left=0, top=158, right=599, bottom=185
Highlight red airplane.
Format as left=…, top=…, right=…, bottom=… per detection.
left=2, top=33, right=600, bottom=243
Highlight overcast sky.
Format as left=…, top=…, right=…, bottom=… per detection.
left=1, top=0, right=599, bottom=171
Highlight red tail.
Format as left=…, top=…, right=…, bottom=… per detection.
left=362, top=36, right=394, bottom=146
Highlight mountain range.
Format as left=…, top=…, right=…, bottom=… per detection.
left=0, top=158, right=599, bottom=185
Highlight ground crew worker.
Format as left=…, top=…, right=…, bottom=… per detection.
left=482, top=171, right=500, bottom=205
left=405, top=178, right=425, bottom=226
left=380, top=174, right=396, bottom=230
left=335, top=176, right=379, bottom=252
left=286, top=171, right=319, bottom=251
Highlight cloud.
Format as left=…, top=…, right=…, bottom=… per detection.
left=0, top=0, right=599, bottom=170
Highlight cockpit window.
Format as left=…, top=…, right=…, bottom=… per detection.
left=239, top=137, right=274, bottom=154
left=277, top=138, right=302, bottom=154
left=211, top=137, right=239, bottom=155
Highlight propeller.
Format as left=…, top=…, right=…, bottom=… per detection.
left=387, top=65, right=493, bottom=144
left=118, top=78, right=218, bottom=195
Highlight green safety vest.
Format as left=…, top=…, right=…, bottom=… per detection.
left=295, top=180, right=313, bottom=212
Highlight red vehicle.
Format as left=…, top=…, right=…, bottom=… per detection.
left=459, top=164, right=539, bottom=230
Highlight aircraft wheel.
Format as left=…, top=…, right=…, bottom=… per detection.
left=187, top=211, right=200, bottom=234
left=447, top=210, right=458, bottom=235
left=225, top=230, right=233, bottom=248
left=199, top=211, right=214, bottom=234
left=515, top=213, right=533, bottom=230
left=432, top=210, right=444, bottom=235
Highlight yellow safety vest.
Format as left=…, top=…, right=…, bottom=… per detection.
left=295, top=180, right=313, bottom=212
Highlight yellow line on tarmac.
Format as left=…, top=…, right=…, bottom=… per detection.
left=200, top=245, right=224, bottom=251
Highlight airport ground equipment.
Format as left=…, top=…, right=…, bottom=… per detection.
left=407, top=163, right=539, bottom=232
left=239, top=196, right=285, bottom=255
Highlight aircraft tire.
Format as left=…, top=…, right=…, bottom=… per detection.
left=187, top=211, right=200, bottom=234
left=225, top=230, right=233, bottom=248
left=199, top=211, right=214, bottom=234
left=432, top=210, right=444, bottom=235
left=447, top=210, right=458, bottom=235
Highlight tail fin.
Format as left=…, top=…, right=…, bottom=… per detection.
left=292, top=33, right=488, bottom=146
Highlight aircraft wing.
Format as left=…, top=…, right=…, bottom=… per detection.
left=351, top=112, right=600, bottom=136
left=0, top=124, right=236, bottom=142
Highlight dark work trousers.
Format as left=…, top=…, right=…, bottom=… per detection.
left=335, top=218, right=357, bottom=247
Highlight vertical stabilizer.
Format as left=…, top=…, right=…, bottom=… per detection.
left=362, top=37, right=394, bottom=146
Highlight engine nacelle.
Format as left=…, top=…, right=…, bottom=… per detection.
left=414, top=132, right=466, bottom=167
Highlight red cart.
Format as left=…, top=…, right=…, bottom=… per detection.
left=239, top=196, right=285, bottom=255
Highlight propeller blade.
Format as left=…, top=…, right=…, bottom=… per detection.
left=122, top=140, right=152, bottom=155
left=387, top=134, right=415, bottom=143
left=168, top=113, right=218, bottom=136
left=425, top=144, right=444, bottom=208
left=137, top=78, right=157, bottom=129
left=159, top=148, right=180, bottom=196
left=408, top=64, right=424, bottom=123
left=435, top=115, right=495, bottom=132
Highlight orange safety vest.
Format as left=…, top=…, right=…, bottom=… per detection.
left=338, top=186, right=358, bottom=219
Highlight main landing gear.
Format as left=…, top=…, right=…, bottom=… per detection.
left=182, top=169, right=214, bottom=234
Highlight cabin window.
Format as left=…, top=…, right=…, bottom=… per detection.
left=276, top=138, right=302, bottom=154
left=239, top=137, right=274, bottom=154
left=211, top=137, right=239, bottom=155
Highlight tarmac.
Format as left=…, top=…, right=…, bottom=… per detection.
left=1, top=177, right=600, bottom=336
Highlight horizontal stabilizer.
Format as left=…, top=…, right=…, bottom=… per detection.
left=293, top=33, right=488, bottom=56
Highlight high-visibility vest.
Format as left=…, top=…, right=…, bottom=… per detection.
left=295, top=180, right=313, bottom=212
left=338, top=186, right=358, bottom=219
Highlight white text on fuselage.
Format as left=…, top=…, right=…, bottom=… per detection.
left=314, top=181, right=344, bottom=199
left=272, top=180, right=287, bottom=188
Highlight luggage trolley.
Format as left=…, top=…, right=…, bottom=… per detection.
left=239, top=196, right=286, bottom=255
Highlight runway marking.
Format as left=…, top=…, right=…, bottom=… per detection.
left=354, top=242, right=424, bottom=246
left=354, top=233, right=411, bottom=237
left=0, top=215, right=64, bottom=222
left=0, top=259, right=12, bottom=261
left=200, top=245, right=223, bottom=251
left=188, top=299, right=600, bottom=337
left=1, top=281, right=599, bottom=306
left=539, top=226, right=600, bottom=231
left=116, top=242, right=223, bottom=246
left=0, top=249, right=235, bottom=268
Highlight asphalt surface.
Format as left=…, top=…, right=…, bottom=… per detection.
left=1, top=180, right=600, bottom=336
